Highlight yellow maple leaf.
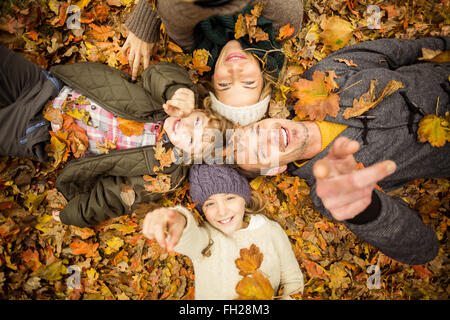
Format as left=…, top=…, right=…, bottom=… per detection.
left=74, top=0, right=91, bottom=10
left=235, top=270, right=274, bottom=300
left=417, top=114, right=450, bottom=147
left=23, top=192, right=46, bottom=213
left=329, top=262, right=351, bottom=289
left=320, top=16, right=353, bottom=51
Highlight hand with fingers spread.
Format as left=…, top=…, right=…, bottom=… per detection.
left=142, top=207, right=186, bottom=251
left=163, top=88, right=195, bottom=118
left=313, top=137, right=397, bottom=221
left=121, top=31, right=157, bottom=80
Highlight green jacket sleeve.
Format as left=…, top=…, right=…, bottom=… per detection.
left=60, top=175, right=142, bottom=227
left=50, top=62, right=167, bottom=122
left=142, top=61, right=199, bottom=106
left=56, top=146, right=189, bottom=227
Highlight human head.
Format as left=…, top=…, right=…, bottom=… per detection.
left=163, top=108, right=233, bottom=161
left=228, top=118, right=317, bottom=176
left=209, top=40, right=272, bottom=126
left=189, top=164, right=254, bottom=234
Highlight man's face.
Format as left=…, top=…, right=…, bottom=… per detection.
left=231, top=118, right=310, bottom=173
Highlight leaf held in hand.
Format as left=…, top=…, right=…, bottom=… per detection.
left=235, top=244, right=263, bottom=276
left=292, top=70, right=341, bottom=121
left=235, top=270, right=274, bottom=300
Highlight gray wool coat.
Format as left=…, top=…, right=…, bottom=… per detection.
left=288, top=37, right=450, bottom=265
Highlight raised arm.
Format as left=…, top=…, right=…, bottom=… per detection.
left=312, top=137, right=439, bottom=265
left=123, top=0, right=162, bottom=79
left=142, top=62, right=199, bottom=108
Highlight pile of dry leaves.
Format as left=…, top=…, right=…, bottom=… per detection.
left=0, top=0, right=448, bottom=300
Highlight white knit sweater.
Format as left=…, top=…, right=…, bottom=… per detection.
left=171, top=206, right=304, bottom=300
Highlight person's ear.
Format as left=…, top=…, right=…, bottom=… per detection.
left=261, top=165, right=287, bottom=176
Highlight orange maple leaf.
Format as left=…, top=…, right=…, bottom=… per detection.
left=235, top=244, right=263, bottom=276
left=292, top=70, right=341, bottom=121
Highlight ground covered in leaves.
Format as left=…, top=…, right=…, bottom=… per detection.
left=0, top=0, right=449, bottom=300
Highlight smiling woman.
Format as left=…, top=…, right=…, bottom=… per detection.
left=123, top=0, right=304, bottom=125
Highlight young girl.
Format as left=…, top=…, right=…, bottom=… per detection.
left=142, top=164, right=304, bottom=299
left=123, top=0, right=304, bottom=125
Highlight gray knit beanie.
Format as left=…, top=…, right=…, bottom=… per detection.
left=189, top=164, right=251, bottom=213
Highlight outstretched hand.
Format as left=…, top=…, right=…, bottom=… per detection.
left=142, top=208, right=186, bottom=251
left=163, top=88, right=195, bottom=118
left=313, top=137, right=396, bottom=221
left=121, top=31, right=157, bottom=80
